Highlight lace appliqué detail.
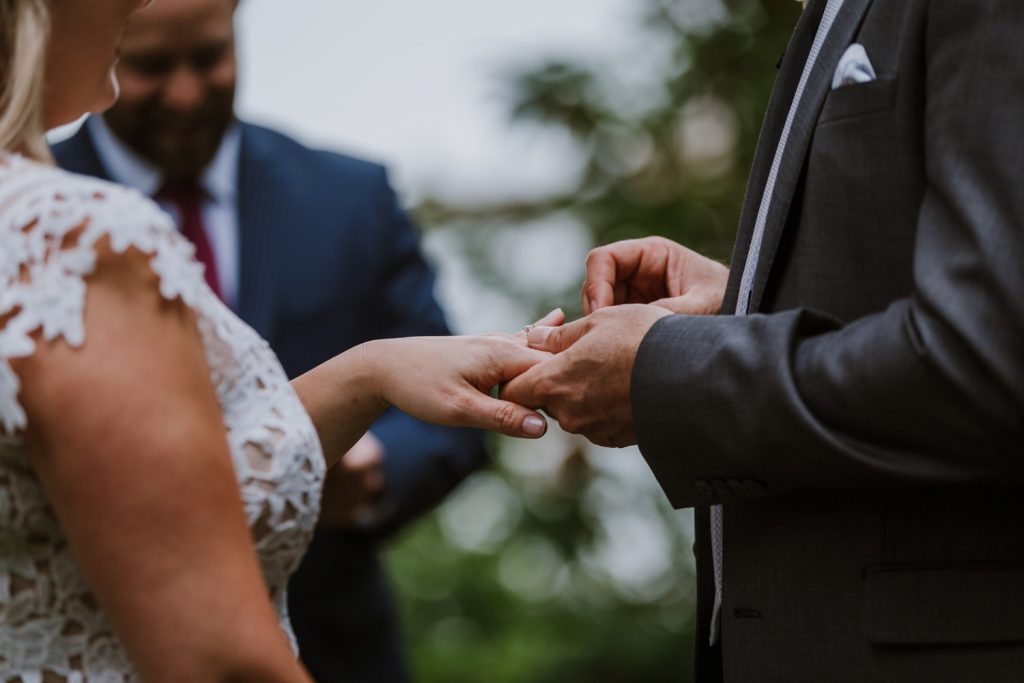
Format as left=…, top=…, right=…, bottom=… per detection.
left=0, top=156, right=324, bottom=682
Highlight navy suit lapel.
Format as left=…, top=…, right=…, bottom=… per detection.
left=723, top=0, right=873, bottom=313
left=236, top=125, right=286, bottom=340
left=51, top=121, right=112, bottom=181
left=58, top=121, right=285, bottom=340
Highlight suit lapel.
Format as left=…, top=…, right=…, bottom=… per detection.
left=743, top=0, right=874, bottom=313
left=722, top=1, right=828, bottom=312
left=58, top=121, right=285, bottom=340
left=723, top=0, right=873, bottom=313
left=236, top=125, right=286, bottom=340
left=52, top=121, right=113, bottom=181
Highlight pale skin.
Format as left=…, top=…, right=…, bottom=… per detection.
left=503, top=237, right=729, bottom=448
left=10, top=1, right=552, bottom=681
left=319, top=311, right=564, bottom=528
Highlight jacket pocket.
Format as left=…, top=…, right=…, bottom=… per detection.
left=819, top=76, right=898, bottom=125
left=862, top=563, right=1024, bottom=645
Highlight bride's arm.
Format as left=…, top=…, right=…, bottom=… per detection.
left=12, top=241, right=310, bottom=683
left=292, top=334, right=553, bottom=469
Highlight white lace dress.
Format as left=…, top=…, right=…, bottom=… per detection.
left=0, top=155, right=325, bottom=682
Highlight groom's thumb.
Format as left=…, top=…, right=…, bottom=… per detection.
left=528, top=318, right=588, bottom=353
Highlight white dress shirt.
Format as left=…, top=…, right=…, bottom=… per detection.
left=87, top=115, right=242, bottom=309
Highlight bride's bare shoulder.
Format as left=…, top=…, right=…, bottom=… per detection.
left=0, top=155, right=207, bottom=435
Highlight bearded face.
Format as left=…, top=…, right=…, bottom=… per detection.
left=103, top=0, right=239, bottom=180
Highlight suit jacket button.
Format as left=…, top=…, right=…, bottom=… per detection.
left=712, top=479, right=732, bottom=497
left=694, top=480, right=714, bottom=498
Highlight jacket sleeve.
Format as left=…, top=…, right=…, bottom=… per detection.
left=363, top=169, right=488, bottom=538
left=632, top=1, right=1024, bottom=509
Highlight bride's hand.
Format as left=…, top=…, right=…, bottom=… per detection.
left=515, top=307, right=566, bottom=341
left=295, top=309, right=566, bottom=468
left=368, top=333, right=553, bottom=439
left=369, top=309, right=565, bottom=439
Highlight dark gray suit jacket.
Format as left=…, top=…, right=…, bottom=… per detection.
left=631, top=1, right=1024, bottom=681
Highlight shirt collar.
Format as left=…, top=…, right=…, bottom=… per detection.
left=201, top=123, right=241, bottom=204
left=88, top=115, right=241, bottom=205
left=88, top=115, right=162, bottom=196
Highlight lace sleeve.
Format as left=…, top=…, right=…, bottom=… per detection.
left=0, top=159, right=324, bottom=677
left=0, top=158, right=207, bottom=435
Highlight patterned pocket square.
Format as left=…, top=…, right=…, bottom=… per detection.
left=832, top=43, right=877, bottom=90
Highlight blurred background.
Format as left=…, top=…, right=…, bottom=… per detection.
left=234, top=1, right=801, bottom=680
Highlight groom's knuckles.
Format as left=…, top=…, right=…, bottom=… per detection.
left=556, top=412, right=584, bottom=435
left=496, top=374, right=528, bottom=407
left=561, top=398, right=601, bottom=435
left=584, top=244, right=614, bottom=275
left=652, top=295, right=692, bottom=314
left=511, top=363, right=565, bottom=410
left=501, top=373, right=541, bottom=409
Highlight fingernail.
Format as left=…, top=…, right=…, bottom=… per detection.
left=528, top=326, right=553, bottom=346
left=587, top=298, right=598, bottom=313
left=523, top=415, right=547, bottom=436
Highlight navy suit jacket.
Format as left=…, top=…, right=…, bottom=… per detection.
left=54, top=120, right=487, bottom=681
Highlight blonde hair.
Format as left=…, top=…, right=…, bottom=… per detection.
left=0, top=0, right=50, bottom=161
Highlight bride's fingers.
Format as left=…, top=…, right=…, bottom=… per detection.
left=515, top=308, right=565, bottom=340
left=453, top=389, right=548, bottom=439
left=534, top=308, right=565, bottom=328
left=494, top=346, right=554, bottom=384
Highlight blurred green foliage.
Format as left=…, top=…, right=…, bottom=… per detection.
left=389, top=440, right=698, bottom=682
left=388, top=1, right=801, bottom=681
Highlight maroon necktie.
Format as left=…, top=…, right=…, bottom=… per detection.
left=156, top=181, right=223, bottom=300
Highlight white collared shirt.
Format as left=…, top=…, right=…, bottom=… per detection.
left=88, top=115, right=242, bottom=309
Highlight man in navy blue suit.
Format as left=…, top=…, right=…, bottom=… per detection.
left=54, top=1, right=486, bottom=681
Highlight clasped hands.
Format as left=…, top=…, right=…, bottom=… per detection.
left=319, top=237, right=726, bottom=524
left=502, top=237, right=729, bottom=447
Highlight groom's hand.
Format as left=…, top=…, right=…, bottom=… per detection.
left=501, top=305, right=670, bottom=448
left=582, top=236, right=729, bottom=316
